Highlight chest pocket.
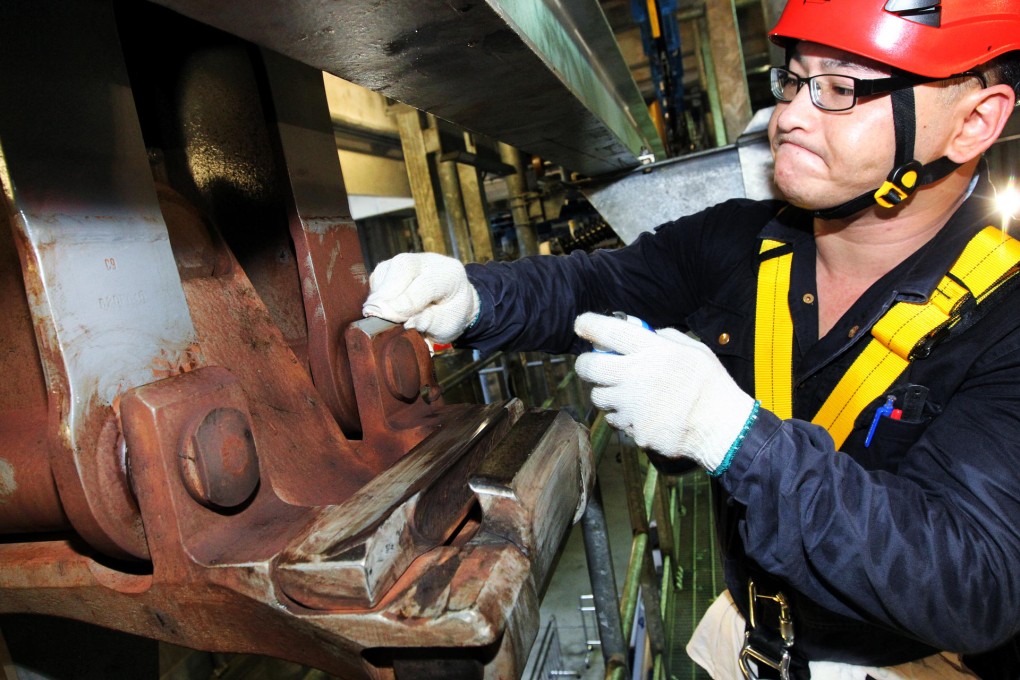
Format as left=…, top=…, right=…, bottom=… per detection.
left=848, top=382, right=942, bottom=473
left=686, top=300, right=753, bottom=380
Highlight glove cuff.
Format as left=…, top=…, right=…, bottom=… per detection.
left=465, top=286, right=481, bottom=330
left=707, top=400, right=760, bottom=478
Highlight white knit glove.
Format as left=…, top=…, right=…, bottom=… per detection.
left=363, top=252, right=480, bottom=344
left=573, top=312, right=758, bottom=473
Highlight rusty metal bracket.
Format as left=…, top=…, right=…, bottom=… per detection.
left=0, top=3, right=595, bottom=677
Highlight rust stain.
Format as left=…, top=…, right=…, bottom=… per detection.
left=394, top=551, right=460, bottom=620
left=325, top=241, right=341, bottom=284
left=0, top=458, right=16, bottom=504
left=150, top=342, right=203, bottom=380
left=350, top=263, right=368, bottom=286
left=302, top=252, right=317, bottom=296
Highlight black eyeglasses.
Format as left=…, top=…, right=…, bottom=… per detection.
left=769, top=66, right=984, bottom=112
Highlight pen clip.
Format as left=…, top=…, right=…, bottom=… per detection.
left=864, top=395, right=896, bottom=448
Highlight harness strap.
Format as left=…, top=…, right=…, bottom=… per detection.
left=755, top=226, right=1020, bottom=449
left=814, top=87, right=959, bottom=221
left=755, top=240, right=796, bottom=420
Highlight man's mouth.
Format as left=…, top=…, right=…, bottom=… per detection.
left=773, top=135, right=824, bottom=163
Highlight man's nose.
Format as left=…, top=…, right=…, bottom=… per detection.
left=775, top=80, right=817, bottom=127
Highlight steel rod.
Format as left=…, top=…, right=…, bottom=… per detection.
left=581, top=479, right=630, bottom=678
left=436, top=351, right=505, bottom=392
left=541, top=369, right=577, bottom=409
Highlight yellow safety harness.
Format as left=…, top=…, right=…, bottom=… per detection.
left=755, top=226, right=1020, bottom=449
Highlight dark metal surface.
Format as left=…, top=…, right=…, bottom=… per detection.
left=147, top=0, right=662, bottom=177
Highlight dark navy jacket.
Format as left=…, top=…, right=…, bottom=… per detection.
left=460, top=173, right=1020, bottom=671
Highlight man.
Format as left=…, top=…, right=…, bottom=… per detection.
left=362, top=2, right=1020, bottom=677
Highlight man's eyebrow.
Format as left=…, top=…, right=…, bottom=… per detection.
left=819, top=57, right=885, bottom=74
left=820, top=58, right=856, bottom=69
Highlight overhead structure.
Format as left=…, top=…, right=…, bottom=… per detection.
left=582, top=108, right=779, bottom=245
left=149, top=0, right=665, bottom=176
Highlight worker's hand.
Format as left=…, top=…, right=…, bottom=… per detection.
left=363, top=252, right=480, bottom=344
left=573, top=312, right=757, bottom=473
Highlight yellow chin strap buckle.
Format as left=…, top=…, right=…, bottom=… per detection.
left=875, top=160, right=923, bottom=208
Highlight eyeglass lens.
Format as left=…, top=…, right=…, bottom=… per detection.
left=770, top=68, right=857, bottom=112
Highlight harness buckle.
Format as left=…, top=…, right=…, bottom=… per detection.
left=739, top=579, right=796, bottom=680
left=874, top=160, right=923, bottom=209
left=909, top=324, right=951, bottom=360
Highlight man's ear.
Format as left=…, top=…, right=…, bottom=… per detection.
left=945, top=83, right=1016, bottom=164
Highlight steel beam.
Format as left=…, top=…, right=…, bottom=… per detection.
left=761, top=0, right=787, bottom=66
left=705, top=0, right=754, bottom=144
left=396, top=108, right=450, bottom=257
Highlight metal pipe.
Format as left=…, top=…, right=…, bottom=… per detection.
left=589, top=412, right=612, bottom=467
left=620, top=531, right=648, bottom=639
left=498, top=143, right=539, bottom=258
left=437, top=159, right=473, bottom=264
left=541, top=369, right=577, bottom=409
left=696, top=14, right=728, bottom=148
left=604, top=659, right=629, bottom=680
left=436, top=351, right=505, bottom=392
left=643, top=465, right=659, bottom=518
left=638, top=530, right=667, bottom=667
left=581, top=479, right=630, bottom=678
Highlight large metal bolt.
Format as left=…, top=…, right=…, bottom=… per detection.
left=179, top=407, right=260, bottom=509
left=383, top=335, right=422, bottom=402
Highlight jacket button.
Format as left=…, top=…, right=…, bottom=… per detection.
left=718, top=333, right=731, bottom=346
left=802, top=293, right=815, bottom=304
left=849, top=325, right=860, bottom=338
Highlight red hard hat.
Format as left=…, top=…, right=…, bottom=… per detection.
left=770, top=0, right=1020, bottom=78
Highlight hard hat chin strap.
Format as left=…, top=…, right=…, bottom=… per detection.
left=814, top=86, right=959, bottom=220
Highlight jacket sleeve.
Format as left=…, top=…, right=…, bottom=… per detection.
left=458, top=198, right=776, bottom=356
left=718, top=327, right=1020, bottom=653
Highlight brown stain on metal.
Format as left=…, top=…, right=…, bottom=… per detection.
left=150, top=342, right=204, bottom=380
left=406, top=550, right=460, bottom=616
left=9, top=222, right=67, bottom=400
left=0, top=207, right=48, bottom=412
left=0, top=458, right=17, bottom=504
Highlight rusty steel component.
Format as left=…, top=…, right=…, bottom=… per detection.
left=0, top=212, right=61, bottom=533
left=262, top=50, right=370, bottom=438
left=0, top=527, right=544, bottom=678
left=469, top=409, right=596, bottom=585
left=0, top=408, right=66, bottom=534
left=0, top=0, right=202, bottom=561
left=346, top=317, right=444, bottom=464
left=276, top=400, right=522, bottom=610
left=0, top=1, right=595, bottom=677
left=178, top=407, right=260, bottom=509
left=0, top=365, right=590, bottom=678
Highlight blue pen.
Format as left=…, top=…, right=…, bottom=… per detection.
left=593, top=312, right=654, bottom=353
left=864, top=395, right=896, bottom=447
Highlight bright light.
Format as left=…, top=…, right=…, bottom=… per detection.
left=997, top=182, right=1020, bottom=223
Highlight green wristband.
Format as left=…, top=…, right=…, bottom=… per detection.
left=708, top=400, right=761, bottom=478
